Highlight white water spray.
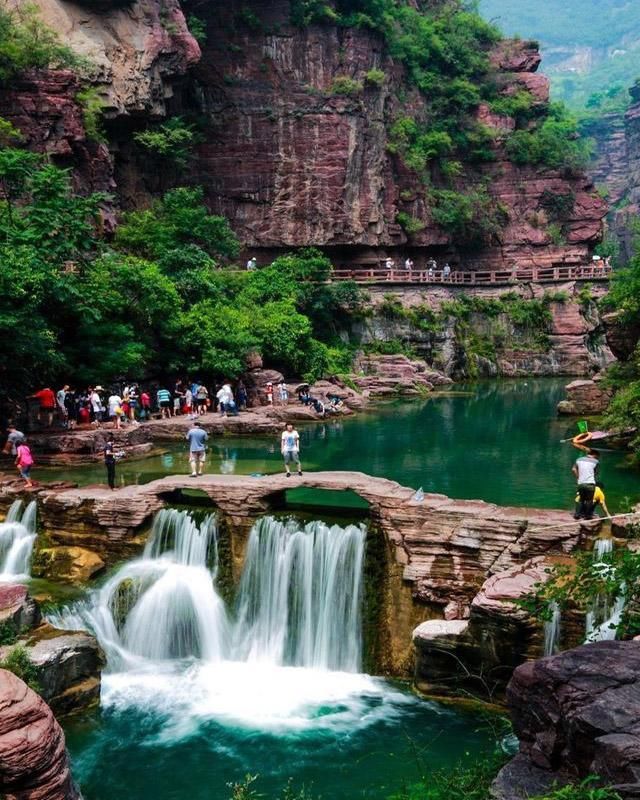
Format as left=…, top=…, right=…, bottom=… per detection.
left=234, top=517, right=366, bottom=672
left=543, top=601, right=561, bottom=657
left=0, top=500, right=37, bottom=580
left=585, top=537, right=624, bottom=643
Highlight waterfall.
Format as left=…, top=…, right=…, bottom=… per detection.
left=585, top=537, right=624, bottom=643
left=51, top=512, right=367, bottom=676
left=233, top=517, right=366, bottom=672
left=50, top=509, right=229, bottom=668
left=543, top=601, right=561, bottom=656
left=0, top=500, right=37, bottom=579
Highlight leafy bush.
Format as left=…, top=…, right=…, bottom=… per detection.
left=530, top=777, right=623, bottom=800
left=134, top=117, right=199, bottom=168
left=331, top=76, right=363, bottom=96
left=0, top=645, right=40, bottom=693
left=488, top=90, right=535, bottom=120
left=505, top=105, right=592, bottom=171
left=0, top=619, right=20, bottom=645
left=115, top=187, right=240, bottom=261
left=187, top=14, right=207, bottom=44
left=430, top=188, right=507, bottom=245
left=387, top=752, right=508, bottom=800
left=396, top=211, right=425, bottom=235
left=76, top=87, right=105, bottom=143
left=0, top=3, right=83, bottom=82
left=364, top=67, right=385, bottom=86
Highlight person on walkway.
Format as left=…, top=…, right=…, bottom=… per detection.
left=385, top=257, right=394, bottom=280
left=108, top=391, right=123, bottom=429
left=237, top=380, right=248, bottom=411
left=246, top=257, right=257, bottom=271
left=104, top=434, right=117, bottom=490
left=3, top=424, right=25, bottom=456
left=90, top=386, right=104, bottom=426
left=281, top=423, right=302, bottom=477
left=443, top=262, right=451, bottom=280
left=186, top=421, right=208, bottom=477
left=32, top=387, right=56, bottom=428
left=64, top=389, right=77, bottom=430
left=572, top=448, right=600, bottom=520
left=15, top=439, right=34, bottom=489
left=195, top=383, right=209, bottom=416
left=57, top=385, right=69, bottom=427
left=157, top=386, right=172, bottom=419
left=278, top=381, right=289, bottom=406
left=140, top=389, right=151, bottom=421
left=405, top=257, right=414, bottom=273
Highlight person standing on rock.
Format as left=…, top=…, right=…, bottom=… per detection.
left=15, top=439, right=34, bottom=489
left=157, top=386, right=172, bottom=419
left=186, top=421, right=208, bottom=477
left=572, top=448, right=600, bottom=520
left=31, top=387, right=56, bottom=428
left=3, top=424, right=25, bottom=456
left=281, top=423, right=302, bottom=477
left=104, top=434, right=117, bottom=490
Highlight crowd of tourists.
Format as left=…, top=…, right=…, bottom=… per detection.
left=26, top=380, right=257, bottom=430
left=384, top=256, right=452, bottom=280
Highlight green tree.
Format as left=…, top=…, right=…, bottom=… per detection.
left=114, top=187, right=240, bottom=261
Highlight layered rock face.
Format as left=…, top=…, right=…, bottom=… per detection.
left=0, top=585, right=104, bottom=716
left=172, top=1, right=604, bottom=268
left=493, top=642, right=640, bottom=800
left=353, top=283, right=613, bottom=378
left=0, top=669, right=81, bottom=800
left=589, top=85, right=640, bottom=263
left=27, top=0, right=200, bottom=118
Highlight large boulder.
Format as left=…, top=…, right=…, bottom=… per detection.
left=493, top=641, right=640, bottom=799
left=32, top=546, right=105, bottom=583
left=0, top=584, right=41, bottom=633
left=0, top=669, right=82, bottom=799
left=557, top=376, right=612, bottom=416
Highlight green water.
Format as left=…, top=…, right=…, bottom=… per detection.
left=41, top=379, right=639, bottom=511
left=64, top=672, right=494, bottom=800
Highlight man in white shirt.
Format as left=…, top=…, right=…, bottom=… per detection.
left=572, top=449, right=599, bottom=520
left=281, top=423, right=302, bottom=477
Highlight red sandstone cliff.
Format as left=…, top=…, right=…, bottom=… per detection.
left=1, top=0, right=606, bottom=270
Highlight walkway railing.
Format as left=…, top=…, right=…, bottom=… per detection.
left=330, top=263, right=612, bottom=285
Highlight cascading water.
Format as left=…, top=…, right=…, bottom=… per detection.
left=234, top=517, right=365, bottom=672
left=50, top=510, right=375, bottom=730
left=51, top=509, right=229, bottom=668
left=0, top=499, right=37, bottom=580
left=585, top=537, right=624, bottom=643
left=543, top=601, right=561, bottom=656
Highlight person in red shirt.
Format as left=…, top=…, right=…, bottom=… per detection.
left=32, top=387, right=56, bottom=428
left=140, top=390, right=151, bottom=421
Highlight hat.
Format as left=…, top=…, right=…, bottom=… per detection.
left=94, top=385, right=104, bottom=391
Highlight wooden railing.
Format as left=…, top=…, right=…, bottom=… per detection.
left=329, top=263, right=612, bottom=285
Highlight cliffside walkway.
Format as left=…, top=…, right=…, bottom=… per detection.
left=330, top=263, right=612, bottom=286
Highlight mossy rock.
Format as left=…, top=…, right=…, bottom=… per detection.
left=32, top=547, right=105, bottom=584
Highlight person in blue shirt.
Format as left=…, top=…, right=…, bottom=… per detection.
left=186, top=421, right=208, bottom=477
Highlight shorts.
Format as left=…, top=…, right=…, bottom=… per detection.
left=160, top=401, right=171, bottom=409
left=20, top=465, right=31, bottom=479
left=173, top=399, right=181, bottom=409
left=196, top=397, right=207, bottom=407
left=283, top=450, right=300, bottom=465
left=190, top=450, right=206, bottom=463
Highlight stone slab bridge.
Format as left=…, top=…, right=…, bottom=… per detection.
left=4, top=470, right=631, bottom=679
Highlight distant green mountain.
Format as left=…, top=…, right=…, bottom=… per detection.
left=479, top=0, right=640, bottom=109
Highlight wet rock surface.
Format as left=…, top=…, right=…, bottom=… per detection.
left=493, top=641, right=640, bottom=799
left=0, top=584, right=41, bottom=632
left=0, top=669, right=82, bottom=800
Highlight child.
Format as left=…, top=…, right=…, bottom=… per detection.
left=15, top=440, right=34, bottom=489
left=266, top=382, right=274, bottom=405
left=574, top=482, right=610, bottom=518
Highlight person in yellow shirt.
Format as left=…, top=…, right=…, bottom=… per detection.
left=574, top=482, right=610, bottom=518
